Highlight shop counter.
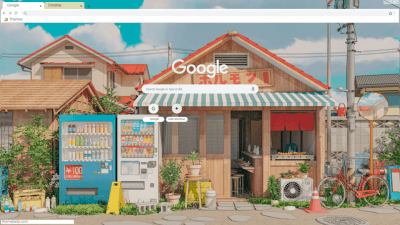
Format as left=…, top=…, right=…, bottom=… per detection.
left=241, top=151, right=262, bottom=159
left=240, top=152, right=263, bottom=197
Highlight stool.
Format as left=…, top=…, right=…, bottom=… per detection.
left=184, top=177, right=202, bottom=209
left=231, top=169, right=238, bottom=176
left=231, top=176, right=240, bottom=197
left=235, top=174, right=244, bottom=194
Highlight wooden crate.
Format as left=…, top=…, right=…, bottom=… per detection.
left=271, top=154, right=315, bottom=160
left=13, top=189, right=45, bottom=210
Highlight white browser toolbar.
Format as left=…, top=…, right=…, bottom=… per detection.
left=1, top=8, right=398, bottom=23
left=142, top=85, right=259, bottom=94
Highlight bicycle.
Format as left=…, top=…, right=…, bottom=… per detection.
left=317, top=164, right=389, bottom=209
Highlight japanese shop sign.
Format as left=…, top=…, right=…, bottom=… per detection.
left=65, top=165, right=82, bottom=180
left=194, top=68, right=273, bottom=87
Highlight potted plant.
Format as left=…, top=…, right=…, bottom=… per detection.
left=268, top=175, right=281, bottom=205
left=182, top=151, right=203, bottom=176
left=160, top=158, right=184, bottom=205
left=296, top=162, right=311, bottom=178
left=283, top=171, right=295, bottom=179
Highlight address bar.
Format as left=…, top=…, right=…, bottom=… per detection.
left=2, top=9, right=398, bottom=23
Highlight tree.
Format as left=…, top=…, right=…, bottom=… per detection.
left=378, top=127, right=400, bottom=166
left=89, top=86, right=132, bottom=114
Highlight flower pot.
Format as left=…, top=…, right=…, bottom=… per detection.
left=186, top=164, right=202, bottom=176
left=165, top=193, right=181, bottom=205
left=301, top=173, right=308, bottom=178
left=283, top=175, right=294, bottom=179
left=271, top=200, right=279, bottom=205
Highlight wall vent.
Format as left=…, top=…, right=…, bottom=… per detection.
left=214, top=53, right=248, bottom=68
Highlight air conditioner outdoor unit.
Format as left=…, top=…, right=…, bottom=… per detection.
left=279, top=178, right=313, bottom=201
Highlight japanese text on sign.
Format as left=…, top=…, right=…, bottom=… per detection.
left=65, top=165, right=82, bottom=180
left=194, top=69, right=273, bottom=87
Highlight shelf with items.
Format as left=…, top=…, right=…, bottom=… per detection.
left=120, top=155, right=155, bottom=158
left=63, top=149, right=112, bottom=161
left=121, top=132, right=154, bottom=135
left=64, top=146, right=112, bottom=149
left=64, top=133, right=112, bottom=136
left=121, top=144, right=154, bottom=147
left=67, top=159, right=112, bottom=162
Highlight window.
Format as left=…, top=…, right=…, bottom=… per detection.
left=65, top=46, right=74, bottom=50
left=214, top=53, right=249, bottom=68
left=64, top=68, right=92, bottom=80
left=206, top=114, right=224, bottom=154
left=161, top=115, right=199, bottom=154
left=139, top=75, right=143, bottom=85
left=110, top=72, right=116, bottom=89
left=0, top=112, right=13, bottom=153
left=44, top=67, right=62, bottom=79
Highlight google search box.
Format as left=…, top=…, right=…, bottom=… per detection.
left=1, top=9, right=398, bottom=23
left=142, top=85, right=259, bottom=94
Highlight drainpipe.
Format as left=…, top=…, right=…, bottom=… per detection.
left=20, top=65, right=32, bottom=79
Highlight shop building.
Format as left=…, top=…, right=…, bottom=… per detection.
left=133, top=31, right=338, bottom=199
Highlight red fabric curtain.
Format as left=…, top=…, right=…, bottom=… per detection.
left=285, top=113, right=300, bottom=131
left=299, top=113, right=314, bottom=131
left=271, top=113, right=286, bottom=131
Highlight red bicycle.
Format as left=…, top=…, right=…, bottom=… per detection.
left=317, top=166, right=389, bottom=209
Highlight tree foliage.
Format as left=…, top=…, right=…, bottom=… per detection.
left=378, top=127, right=400, bottom=166
left=160, top=159, right=184, bottom=194
left=89, top=86, right=132, bottom=114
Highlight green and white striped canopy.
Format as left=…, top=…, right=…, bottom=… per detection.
left=133, top=92, right=339, bottom=107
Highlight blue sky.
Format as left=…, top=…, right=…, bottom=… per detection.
left=0, top=0, right=399, bottom=104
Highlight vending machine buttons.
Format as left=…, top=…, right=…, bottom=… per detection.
left=147, top=161, right=156, bottom=168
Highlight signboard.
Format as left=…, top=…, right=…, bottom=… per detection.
left=65, top=165, right=82, bottom=180
left=193, top=68, right=273, bottom=87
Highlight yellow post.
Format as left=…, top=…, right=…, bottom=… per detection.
left=106, top=182, right=126, bottom=215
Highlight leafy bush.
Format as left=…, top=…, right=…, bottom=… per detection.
left=119, top=203, right=159, bottom=215
left=378, top=128, right=400, bottom=166
left=51, top=204, right=107, bottom=215
left=160, top=159, right=184, bottom=194
left=274, top=200, right=310, bottom=208
left=267, top=175, right=281, bottom=200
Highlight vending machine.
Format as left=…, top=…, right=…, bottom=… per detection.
left=59, top=115, right=116, bottom=204
left=117, top=115, right=160, bottom=203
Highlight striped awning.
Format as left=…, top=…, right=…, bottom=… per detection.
left=133, top=92, right=339, bottom=107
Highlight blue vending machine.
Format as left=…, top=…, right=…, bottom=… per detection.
left=59, top=115, right=116, bottom=204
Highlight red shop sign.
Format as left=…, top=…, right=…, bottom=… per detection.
left=65, top=165, right=82, bottom=180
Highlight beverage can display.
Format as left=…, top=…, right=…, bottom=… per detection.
left=151, top=135, right=154, bottom=143
left=151, top=147, right=154, bottom=156
left=81, top=135, right=84, bottom=146
left=147, top=125, right=151, bottom=133
left=104, top=137, right=108, bottom=147
left=88, top=149, right=91, bottom=159
left=72, top=125, right=76, bottom=133
left=104, top=124, right=108, bottom=133
left=88, top=124, right=92, bottom=133
left=143, top=147, right=147, bottom=157
left=100, top=149, right=104, bottom=160
left=140, top=136, right=143, bottom=145
left=129, top=148, right=133, bottom=157
left=84, top=124, right=88, bottom=133
left=76, top=152, right=79, bottom=160
left=68, top=125, right=71, bottom=133
left=96, top=150, right=100, bottom=159
left=121, top=136, right=126, bottom=145
left=121, top=147, right=125, bottom=157
left=80, top=152, right=84, bottom=160
left=84, top=150, right=87, bottom=160
left=100, top=136, right=104, bottom=146
left=100, top=124, right=104, bottom=133
left=104, top=149, right=109, bottom=160
left=68, top=138, right=72, bottom=146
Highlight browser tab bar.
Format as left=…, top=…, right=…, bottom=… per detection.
left=44, top=2, right=85, bottom=9
left=2, top=2, right=45, bottom=10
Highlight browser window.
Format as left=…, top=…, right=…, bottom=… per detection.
left=0, top=0, right=399, bottom=224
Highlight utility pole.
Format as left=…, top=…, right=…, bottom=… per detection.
left=167, top=42, right=172, bottom=68
left=327, top=0, right=333, bottom=170
left=346, top=0, right=357, bottom=206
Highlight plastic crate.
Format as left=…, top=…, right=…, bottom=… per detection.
left=183, top=179, right=211, bottom=204
left=13, top=189, right=45, bottom=210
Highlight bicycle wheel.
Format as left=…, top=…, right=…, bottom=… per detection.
left=318, top=177, right=346, bottom=209
left=362, top=176, right=389, bottom=207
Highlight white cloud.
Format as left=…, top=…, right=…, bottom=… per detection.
left=214, top=6, right=225, bottom=9
left=359, top=93, right=384, bottom=105
left=0, top=72, right=30, bottom=80
left=331, top=90, right=347, bottom=106
left=270, top=37, right=398, bottom=66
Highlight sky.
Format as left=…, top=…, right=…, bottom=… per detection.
left=358, top=93, right=386, bottom=106
left=0, top=0, right=399, bottom=105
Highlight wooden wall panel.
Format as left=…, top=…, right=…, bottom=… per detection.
left=316, top=107, right=325, bottom=184
left=161, top=39, right=316, bottom=92
left=262, top=108, right=271, bottom=197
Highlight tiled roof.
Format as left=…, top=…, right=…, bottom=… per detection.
left=358, top=106, right=371, bottom=111
left=356, top=74, right=399, bottom=88
left=0, top=80, right=98, bottom=111
left=136, top=32, right=330, bottom=91
left=40, top=62, right=95, bottom=65
left=119, top=64, right=147, bottom=75
left=96, top=92, right=133, bottom=108
left=18, top=35, right=115, bottom=65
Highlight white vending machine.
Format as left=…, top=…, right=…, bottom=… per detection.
left=117, top=115, right=161, bottom=203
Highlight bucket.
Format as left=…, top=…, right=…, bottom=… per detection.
left=205, top=186, right=217, bottom=208
left=333, top=103, right=347, bottom=117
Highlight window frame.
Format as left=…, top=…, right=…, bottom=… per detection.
left=63, top=67, right=92, bottom=81
left=110, top=72, right=116, bottom=89
left=206, top=114, right=225, bottom=154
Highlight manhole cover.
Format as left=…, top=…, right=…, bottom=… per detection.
left=316, top=216, right=371, bottom=225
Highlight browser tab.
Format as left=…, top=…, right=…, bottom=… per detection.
left=44, top=2, right=85, bottom=9
left=2, top=2, right=45, bottom=10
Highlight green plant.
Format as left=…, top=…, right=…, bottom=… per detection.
left=296, top=162, right=311, bottom=173
left=283, top=172, right=294, bottom=176
left=160, top=158, right=184, bottom=194
left=0, top=114, right=57, bottom=192
left=89, top=86, right=132, bottom=114
left=378, top=128, right=400, bottom=166
left=51, top=204, right=107, bottom=215
left=182, top=151, right=203, bottom=165
left=267, top=175, right=281, bottom=200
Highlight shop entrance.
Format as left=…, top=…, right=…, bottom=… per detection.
left=231, top=111, right=262, bottom=198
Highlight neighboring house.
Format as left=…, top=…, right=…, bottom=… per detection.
left=355, top=74, right=399, bottom=116
left=0, top=79, right=103, bottom=153
left=17, top=35, right=150, bottom=99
